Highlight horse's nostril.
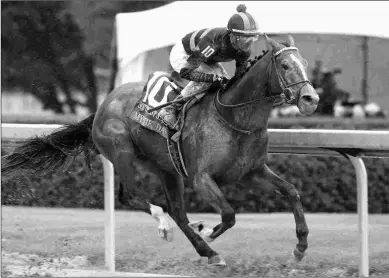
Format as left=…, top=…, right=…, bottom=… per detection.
left=302, top=95, right=313, bottom=104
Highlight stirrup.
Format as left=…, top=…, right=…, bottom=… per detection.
left=171, top=131, right=181, bottom=142
left=171, top=122, right=180, bottom=131
left=161, top=118, right=179, bottom=131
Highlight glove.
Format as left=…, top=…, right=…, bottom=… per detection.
left=213, top=75, right=229, bottom=85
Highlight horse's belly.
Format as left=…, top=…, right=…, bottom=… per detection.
left=204, top=139, right=267, bottom=183
left=215, top=157, right=256, bottom=183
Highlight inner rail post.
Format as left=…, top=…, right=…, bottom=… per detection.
left=100, top=155, right=115, bottom=272
left=346, top=154, right=369, bottom=277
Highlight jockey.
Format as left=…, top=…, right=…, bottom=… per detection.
left=158, top=4, right=261, bottom=129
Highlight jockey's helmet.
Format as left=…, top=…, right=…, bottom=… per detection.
left=227, top=4, right=261, bottom=37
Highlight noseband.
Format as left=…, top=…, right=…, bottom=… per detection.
left=214, top=46, right=312, bottom=135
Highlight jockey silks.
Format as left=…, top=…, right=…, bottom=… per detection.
left=180, top=27, right=250, bottom=81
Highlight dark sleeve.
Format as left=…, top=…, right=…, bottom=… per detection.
left=179, top=54, right=214, bottom=83
left=234, top=50, right=251, bottom=78
left=195, top=37, right=217, bottom=62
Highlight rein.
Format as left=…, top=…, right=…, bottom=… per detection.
left=214, top=46, right=311, bottom=135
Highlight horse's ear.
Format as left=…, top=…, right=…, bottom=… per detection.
left=285, top=34, right=295, bottom=47
left=264, top=34, right=279, bottom=52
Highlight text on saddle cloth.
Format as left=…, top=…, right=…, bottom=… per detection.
left=129, top=101, right=170, bottom=139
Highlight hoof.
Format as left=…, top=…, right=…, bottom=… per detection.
left=188, top=221, right=214, bottom=243
left=208, top=255, right=226, bottom=266
left=158, top=227, right=174, bottom=242
left=292, top=248, right=305, bottom=262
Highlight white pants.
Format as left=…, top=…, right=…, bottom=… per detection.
left=169, top=41, right=229, bottom=98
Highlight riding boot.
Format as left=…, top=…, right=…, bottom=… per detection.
left=180, top=81, right=212, bottom=99
left=158, top=81, right=211, bottom=129
left=157, top=96, right=183, bottom=130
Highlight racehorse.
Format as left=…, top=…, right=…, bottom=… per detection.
left=2, top=34, right=319, bottom=266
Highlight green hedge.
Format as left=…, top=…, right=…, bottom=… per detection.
left=2, top=119, right=389, bottom=213
left=2, top=149, right=388, bottom=214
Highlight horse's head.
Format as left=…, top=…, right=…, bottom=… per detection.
left=265, top=34, right=319, bottom=115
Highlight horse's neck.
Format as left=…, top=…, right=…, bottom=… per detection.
left=218, top=52, right=274, bottom=132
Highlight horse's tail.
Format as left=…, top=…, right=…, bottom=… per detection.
left=1, top=114, right=98, bottom=176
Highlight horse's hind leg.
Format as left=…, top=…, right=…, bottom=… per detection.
left=162, top=172, right=225, bottom=265
left=118, top=179, right=173, bottom=242
left=114, top=146, right=152, bottom=213
left=93, top=120, right=173, bottom=240
left=115, top=146, right=175, bottom=241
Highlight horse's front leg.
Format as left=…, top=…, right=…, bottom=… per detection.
left=243, top=164, right=309, bottom=261
left=189, top=172, right=236, bottom=242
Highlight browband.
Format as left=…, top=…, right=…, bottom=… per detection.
left=273, top=47, right=298, bottom=57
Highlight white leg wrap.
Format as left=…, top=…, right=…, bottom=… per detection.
left=150, top=204, right=174, bottom=241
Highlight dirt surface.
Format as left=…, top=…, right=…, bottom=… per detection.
left=2, top=207, right=389, bottom=277
left=2, top=251, right=89, bottom=277
left=1, top=251, right=184, bottom=277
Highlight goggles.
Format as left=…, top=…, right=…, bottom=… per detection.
left=236, top=35, right=259, bottom=43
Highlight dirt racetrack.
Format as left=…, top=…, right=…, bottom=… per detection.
left=2, top=206, right=389, bottom=277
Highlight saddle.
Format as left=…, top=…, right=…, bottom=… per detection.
left=128, top=71, right=202, bottom=177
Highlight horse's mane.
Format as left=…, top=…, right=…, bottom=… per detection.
left=242, top=42, right=290, bottom=77
left=222, top=50, right=269, bottom=91
left=224, top=42, right=290, bottom=90
left=243, top=50, right=269, bottom=77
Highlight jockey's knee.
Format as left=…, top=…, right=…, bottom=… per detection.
left=215, top=68, right=228, bottom=77
left=170, top=43, right=190, bottom=72
left=210, top=63, right=228, bottom=77
left=197, top=64, right=215, bottom=74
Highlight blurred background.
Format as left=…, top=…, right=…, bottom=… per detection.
left=2, top=1, right=389, bottom=121
left=1, top=1, right=171, bottom=120
left=2, top=0, right=389, bottom=213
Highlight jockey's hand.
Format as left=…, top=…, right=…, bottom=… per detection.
left=213, top=75, right=229, bottom=86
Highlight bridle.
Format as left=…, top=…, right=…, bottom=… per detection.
left=214, top=46, right=312, bottom=135
left=270, top=47, right=312, bottom=105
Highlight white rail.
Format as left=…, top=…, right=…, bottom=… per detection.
left=2, top=123, right=389, bottom=277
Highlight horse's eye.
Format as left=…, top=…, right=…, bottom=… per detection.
left=282, top=64, right=289, bottom=70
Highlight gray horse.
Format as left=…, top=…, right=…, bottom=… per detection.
left=2, top=34, right=319, bottom=266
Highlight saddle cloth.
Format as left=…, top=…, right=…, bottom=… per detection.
left=128, top=71, right=191, bottom=176
left=128, top=71, right=184, bottom=138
